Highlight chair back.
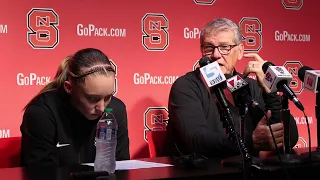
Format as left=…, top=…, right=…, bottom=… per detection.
left=146, top=131, right=167, bottom=158
left=0, top=137, right=21, bottom=168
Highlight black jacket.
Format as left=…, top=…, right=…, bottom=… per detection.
left=165, top=68, right=298, bottom=158
left=20, top=90, right=130, bottom=167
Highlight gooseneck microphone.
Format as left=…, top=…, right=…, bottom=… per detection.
left=198, top=57, right=252, bottom=179
left=298, top=66, right=320, bottom=93
left=226, top=75, right=266, bottom=139
left=262, top=62, right=304, bottom=111
left=298, top=66, right=319, bottom=162
left=261, top=61, right=309, bottom=167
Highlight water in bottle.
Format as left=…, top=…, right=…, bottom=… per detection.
left=94, top=108, right=118, bottom=173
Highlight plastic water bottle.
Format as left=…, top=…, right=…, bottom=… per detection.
left=94, top=108, right=118, bottom=173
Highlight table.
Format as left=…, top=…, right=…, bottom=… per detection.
left=1, top=148, right=320, bottom=180
left=0, top=156, right=241, bottom=180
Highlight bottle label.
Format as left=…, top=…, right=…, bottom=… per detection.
left=98, top=127, right=107, bottom=139
left=106, top=128, right=112, bottom=140
left=97, top=118, right=117, bottom=140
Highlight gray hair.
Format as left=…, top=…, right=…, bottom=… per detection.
left=200, top=18, right=242, bottom=45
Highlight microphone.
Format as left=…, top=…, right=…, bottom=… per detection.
left=298, top=66, right=320, bottom=160
left=198, top=57, right=252, bottom=178
left=298, top=66, right=320, bottom=93
left=260, top=62, right=308, bottom=164
left=226, top=75, right=266, bottom=139
left=198, top=57, right=238, bottom=139
left=226, top=75, right=259, bottom=109
left=262, top=62, right=305, bottom=111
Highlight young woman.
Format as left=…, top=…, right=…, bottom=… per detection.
left=20, top=48, right=130, bottom=167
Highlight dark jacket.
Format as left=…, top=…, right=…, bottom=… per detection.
left=20, top=90, right=130, bottom=167
left=165, top=68, right=298, bottom=158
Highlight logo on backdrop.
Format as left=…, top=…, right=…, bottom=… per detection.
left=0, top=129, right=10, bottom=138
left=193, top=0, right=216, bottom=5
left=16, top=73, right=51, bottom=86
left=294, top=137, right=307, bottom=148
left=144, top=107, right=169, bottom=142
left=109, top=60, right=118, bottom=96
left=142, top=13, right=169, bottom=51
left=283, top=61, right=303, bottom=94
left=193, top=60, right=200, bottom=71
left=133, top=73, right=179, bottom=85
left=0, top=24, right=8, bottom=34
left=274, top=30, right=310, bottom=42
left=239, top=17, right=262, bottom=52
left=184, top=27, right=201, bottom=39
left=282, top=0, right=303, bottom=10
left=27, top=8, right=59, bottom=49
left=76, top=24, right=126, bottom=37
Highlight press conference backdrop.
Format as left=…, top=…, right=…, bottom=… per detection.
left=0, top=0, right=318, bottom=158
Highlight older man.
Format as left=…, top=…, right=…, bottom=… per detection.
left=165, top=18, right=298, bottom=158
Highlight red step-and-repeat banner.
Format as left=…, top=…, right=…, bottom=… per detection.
left=0, top=0, right=318, bottom=158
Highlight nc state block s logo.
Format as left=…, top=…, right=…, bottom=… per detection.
left=144, top=107, right=169, bottom=142
left=142, top=13, right=169, bottom=51
left=239, top=17, right=262, bottom=52
left=282, top=0, right=303, bottom=10
left=283, top=61, right=303, bottom=94
left=193, top=0, right=216, bottom=5
left=27, top=8, right=59, bottom=49
left=294, top=137, right=307, bottom=148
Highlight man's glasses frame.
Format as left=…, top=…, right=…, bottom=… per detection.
left=201, top=44, right=238, bottom=55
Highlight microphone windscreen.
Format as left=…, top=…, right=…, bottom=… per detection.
left=199, top=57, right=212, bottom=67
left=224, top=74, right=233, bottom=79
left=298, top=66, right=313, bottom=82
left=262, top=62, right=275, bottom=73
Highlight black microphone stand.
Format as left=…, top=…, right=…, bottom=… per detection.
left=239, top=103, right=248, bottom=141
left=300, top=92, right=320, bottom=162
left=316, top=93, right=320, bottom=150
left=214, top=87, right=253, bottom=180
left=261, top=94, right=305, bottom=165
left=281, top=95, right=291, bottom=154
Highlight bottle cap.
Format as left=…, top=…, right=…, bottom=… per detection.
left=104, top=108, right=113, bottom=113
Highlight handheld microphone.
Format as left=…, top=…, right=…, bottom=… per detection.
left=198, top=57, right=237, bottom=137
left=226, top=75, right=266, bottom=134
left=298, top=66, right=320, bottom=93
left=199, top=58, right=226, bottom=90
left=226, top=75, right=259, bottom=109
left=262, top=62, right=305, bottom=111
left=199, top=57, right=253, bottom=180
left=198, top=57, right=252, bottom=169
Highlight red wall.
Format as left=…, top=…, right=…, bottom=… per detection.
left=0, top=0, right=318, bottom=158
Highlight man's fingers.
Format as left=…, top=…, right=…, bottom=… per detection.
left=270, top=123, right=283, bottom=132
left=276, top=142, right=283, bottom=148
left=243, top=67, right=250, bottom=77
left=270, top=141, right=283, bottom=150
left=275, top=136, right=284, bottom=144
left=270, top=129, right=283, bottom=139
left=243, top=61, right=264, bottom=77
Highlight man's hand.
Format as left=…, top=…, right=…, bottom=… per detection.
left=242, top=53, right=271, bottom=93
left=253, top=110, right=284, bottom=151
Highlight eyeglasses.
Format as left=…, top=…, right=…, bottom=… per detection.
left=201, top=44, right=238, bottom=55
